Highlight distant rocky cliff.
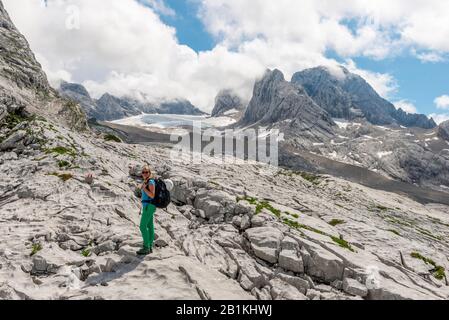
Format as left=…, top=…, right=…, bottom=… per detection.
left=211, top=90, right=245, bottom=117
left=239, top=69, right=335, bottom=141
left=59, top=82, right=205, bottom=121
left=291, top=66, right=436, bottom=129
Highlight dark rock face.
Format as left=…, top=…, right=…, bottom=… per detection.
left=211, top=90, right=245, bottom=117
left=59, top=82, right=99, bottom=119
left=438, top=120, right=449, bottom=141
left=95, top=94, right=142, bottom=121
left=59, top=82, right=205, bottom=121
left=240, top=69, right=335, bottom=139
left=157, top=100, right=206, bottom=116
left=0, top=2, right=50, bottom=93
left=291, top=67, right=436, bottom=129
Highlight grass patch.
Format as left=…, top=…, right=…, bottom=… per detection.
left=237, top=196, right=354, bottom=252
left=30, top=243, right=42, bottom=257
left=3, top=112, right=28, bottom=130
left=276, top=169, right=322, bottom=185
left=298, top=172, right=321, bottom=185
left=45, top=146, right=77, bottom=158
left=104, top=134, right=122, bottom=143
left=285, top=212, right=300, bottom=219
left=256, top=201, right=281, bottom=217
left=283, top=217, right=355, bottom=252
left=388, top=229, right=401, bottom=236
left=48, top=172, right=73, bottom=182
left=237, top=196, right=281, bottom=217
left=411, top=252, right=446, bottom=280
left=282, top=218, right=327, bottom=236
left=81, top=248, right=91, bottom=258
left=386, top=217, right=414, bottom=228
left=237, top=196, right=257, bottom=205
left=329, top=219, right=345, bottom=227
left=58, top=160, right=71, bottom=168
left=415, top=227, right=444, bottom=241
left=331, top=236, right=355, bottom=252
left=370, top=205, right=391, bottom=212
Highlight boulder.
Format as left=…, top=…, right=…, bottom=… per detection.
left=0, top=130, right=26, bottom=151
left=31, top=255, right=58, bottom=275
left=226, top=249, right=267, bottom=290
left=31, top=256, right=47, bottom=274
left=245, top=227, right=284, bottom=264
left=276, top=273, right=310, bottom=295
left=171, top=178, right=197, bottom=205
left=92, top=240, right=116, bottom=255
left=128, top=164, right=144, bottom=177
left=269, top=278, right=308, bottom=300
left=251, top=287, right=272, bottom=300
left=21, top=263, right=32, bottom=274
left=240, top=215, right=251, bottom=230
left=232, top=216, right=242, bottom=228
left=103, top=258, right=118, bottom=273
left=281, top=236, right=299, bottom=251
left=245, top=227, right=284, bottom=249
left=194, top=189, right=236, bottom=218
left=279, top=249, right=304, bottom=274
left=294, top=236, right=345, bottom=283
left=343, top=278, right=368, bottom=297
left=252, top=245, right=278, bottom=264
left=154, top=237, right=169, bottom=248
left=250, top=213, right=275, bottom=227
left=235, top=201, right=255, bottom=217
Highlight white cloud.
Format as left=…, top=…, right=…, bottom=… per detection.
left=140, top=0, right=175, bottom=17
left=429, top=113, right=449, bottom=125
left=198, top=0, right=449, bottom=59
left=394, top=100, right=418, bottom=114
left=414, top=51, right=445, bottom=63
left=435, top=95, right=449, bottom=110
left=4, top=0, right=449, bottom=113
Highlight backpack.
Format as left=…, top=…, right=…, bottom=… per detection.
left=149, top=178, right=171, bottom=209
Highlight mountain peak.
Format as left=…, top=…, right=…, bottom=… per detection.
left=59, top=82, right=90, bottom=98
left=292, top=66, right=436, bottom=129
left=240, top=67, right=335, bottom=140
left=211, top=89, right=245, bottom=117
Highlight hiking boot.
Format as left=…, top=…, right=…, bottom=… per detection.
left=136, top=248, right=150, bottom=256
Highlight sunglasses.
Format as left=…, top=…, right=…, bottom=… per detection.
left=142, top=171, right=149, bottom=174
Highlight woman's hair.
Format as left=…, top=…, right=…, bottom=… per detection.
left=142, top=165, right=153, bottom=177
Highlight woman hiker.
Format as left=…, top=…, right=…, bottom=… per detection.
left=137, top=165, right=157, bottom=256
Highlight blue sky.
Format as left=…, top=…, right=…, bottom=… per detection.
left=152, top=1, right=449, bottom=119
left=159, top=0, right=215, bottom=52
left=351, top=56, right=449, bottom=116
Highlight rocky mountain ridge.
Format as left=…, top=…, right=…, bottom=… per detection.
left=59, top=82, right=206, bottom=122
left=235, top=68, right=449, bottom=193
left=239, top=69, right=336, bottom=142
left=291, top=66, right=436, bottom=129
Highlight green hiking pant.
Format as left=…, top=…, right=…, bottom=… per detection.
left=140, top=204, right=156, bottom=249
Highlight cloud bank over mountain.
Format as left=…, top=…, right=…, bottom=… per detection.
left=3, top=0, right=449, bottom=113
